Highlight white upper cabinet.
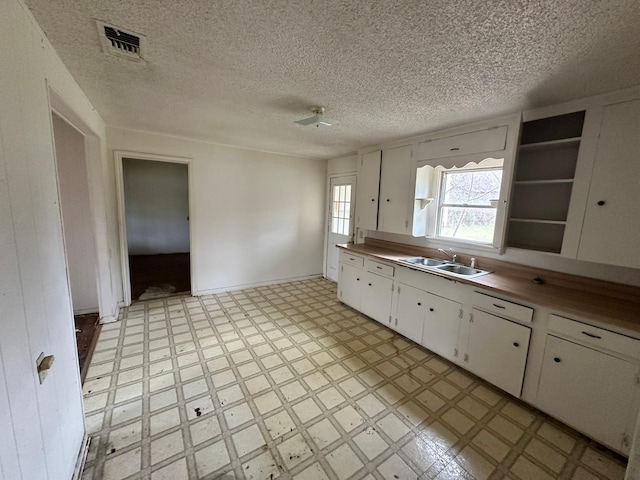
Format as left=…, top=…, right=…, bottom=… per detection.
left=577, top=99, right=640, bottom=267
left=355, top=150, right=381, bottom=231
left=378, top=145, right=412, bottom=234
left=417, top=126, right=508, bottom=160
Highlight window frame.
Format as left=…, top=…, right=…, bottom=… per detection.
left=435, top=166, right=502, bottom=245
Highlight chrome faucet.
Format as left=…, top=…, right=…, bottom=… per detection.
left=438, top=248, right=457, bottom=263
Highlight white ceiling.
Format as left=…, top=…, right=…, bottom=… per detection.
left=24, top=0, right=640, bottom=159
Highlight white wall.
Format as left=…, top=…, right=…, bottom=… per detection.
left=328, top=155, right=358, bottom=176
left=53, top=114, right=99, bottom=313
left=108, top=127, right=327, bottom=294
left=0, top=1, right=118, bottom=478
left=123, top=158, right=190, bottom=255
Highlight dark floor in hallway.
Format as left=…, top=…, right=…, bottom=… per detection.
left=129, top=253, right=191, bottom=301
left=75, top=313, right=101, bottom=383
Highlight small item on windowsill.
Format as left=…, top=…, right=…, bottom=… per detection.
left=532, top=276, right=544, bottom=284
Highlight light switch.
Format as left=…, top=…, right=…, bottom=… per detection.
left=36, top=352, right=55, bottom=384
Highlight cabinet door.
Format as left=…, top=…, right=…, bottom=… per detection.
left=355, top=151, right=381, bottom=231
left=393, top=283, right=426, bottom=343
left=360, top=271, right=394, bottom=325
left=421, top=293, right=462, bottom=362
left=465, top=310, right=531, bottom=397
left=338, top=263, right=362, bottom=310
left=578, top=99, right=640, bottom=267
left=536, top=335, right=640, bottom=454
left=379, top=145, right=412, bottom=234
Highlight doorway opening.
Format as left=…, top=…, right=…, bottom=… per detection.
left=116, top=154, right=193, bottom=304
left=51, top=112, right=101, bottom=382
left=325, top=175, right=356, bottom=282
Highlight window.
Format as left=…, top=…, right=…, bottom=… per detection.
left=437, top=168, right=502, bottom=243
left=331, top=184, right=352, bottom=235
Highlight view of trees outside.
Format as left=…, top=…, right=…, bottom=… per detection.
left=439, top=168, right=502, bottom=243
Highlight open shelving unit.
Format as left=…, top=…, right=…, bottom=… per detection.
left=507, top=111, right=585, bottom=253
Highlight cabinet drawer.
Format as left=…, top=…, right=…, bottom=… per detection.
left=417, top=126, right=508, bottom=160
left=340, top=252, right=364, bottom=268
left=548, top=314, right=640, bottom=360
left=366, top=259, right=395, bottom=277
left=473, top=292, right=533, bottom=324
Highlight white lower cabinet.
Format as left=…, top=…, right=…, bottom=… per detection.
left=421, top=293, right=462, bottom=363
left=464, top=309, right=531, bottom=398
left=361, top=271, right=394, bottom=325
left=393, top=283, right=427, bottom=343
left=338, top=262, right=362, bottom=310
left=536, top=335, right=640, bottom=454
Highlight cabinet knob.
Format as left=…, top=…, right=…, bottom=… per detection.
left=368, top=283, right=372, bottom=286
left=597, top=200, right=605, bottom=206
left=429, top=308, right=434, bottom=312
left=356, top=278, right=360, bottom=281
left=417, top=302, right=421, bottom=306
left=513, top=342, right=519, bottom=347
left=371, top=198, right=375, bottom=202
left=553, top=357, right=561, bottom=363
left=386, top=199, right=390, bottom=202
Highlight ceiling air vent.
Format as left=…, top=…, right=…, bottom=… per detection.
left=96, top=20, right=146, bottom=61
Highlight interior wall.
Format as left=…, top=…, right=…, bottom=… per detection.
left=327, top=154, right=358, bottom=176
left=123, top=159, right=190, bottom=255
left=53, top=114, right=99, bottom=313
left=108, top=127, right=327, bottom=294
left=0, top=1, right=116, bottom=478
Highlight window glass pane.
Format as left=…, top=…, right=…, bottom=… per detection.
left=338, top=202, right=346, bottom=218
left=439, top=206, right=497, bottom=243
left=345, top=185, right=351, bottom=200
left=442, top=170, right=502, bottom=206
left=342, top=217, right=350, bottom=235
left=343, top=202, right=351, bottom=220
left=340, top=185, right=347, bottom=203
left=337, top=218, right=344, bottom=236
left=331, top=217, right=339, bottom=233
left=333, top=186, right=340, bottom=202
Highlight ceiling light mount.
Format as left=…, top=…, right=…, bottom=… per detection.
left=294, top=106, right=336, bottom=128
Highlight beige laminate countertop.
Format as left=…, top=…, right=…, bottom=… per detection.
left=338, top=241, right=640, bottom=336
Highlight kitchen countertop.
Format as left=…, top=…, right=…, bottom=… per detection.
left=338, top=240, right=640, bottom=336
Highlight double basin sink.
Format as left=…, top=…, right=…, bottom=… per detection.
left=401, top=257, right=491, bottom=279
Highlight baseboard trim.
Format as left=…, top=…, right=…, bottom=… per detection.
left=195, top=274, right=323, bottom=296
left=73, top=307, right=99, bottom=315
left=72, top=434, right=90, bottom=480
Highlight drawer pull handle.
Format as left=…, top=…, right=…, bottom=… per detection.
left=513, top=342, right=519, bottom=347
left=429, top=308, right=434, bottom=312
left=554, top=357, right=561, bottom=363
left=450, top=147, right=460, bottom=151
left=417, top=302, right=422, bottom=306
left=493, top=303, right=506, bottom=309
left=582, top=331, right=602, bottom=339
left=597, top=200, right=605, bottom=206
left=376, top=266, right=382, bottom=269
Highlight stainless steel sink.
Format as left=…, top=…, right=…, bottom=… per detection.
left=402, top=257, right=447, bottom=267
left=401, top=257, right=491, bottom=278
left=434, top=264, right=490, bottom=278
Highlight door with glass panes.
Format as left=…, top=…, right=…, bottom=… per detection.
left=326, top=176, right=356, bottom=282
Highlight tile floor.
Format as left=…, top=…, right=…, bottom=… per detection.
left=81, top=278, right=627, bottom=480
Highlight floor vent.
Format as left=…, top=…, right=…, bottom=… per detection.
left=96, top=20, right=145, bottom=61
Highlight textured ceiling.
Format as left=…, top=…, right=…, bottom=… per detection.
left=24, top=0, right=640, bottom=159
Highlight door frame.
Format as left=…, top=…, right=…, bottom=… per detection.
left=114, top=150, right=196, bottom=306
left=323, top=173, right=357, bottom=280
left=48, top=86, right=117, bottom=322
